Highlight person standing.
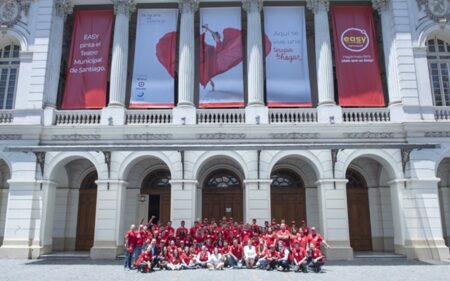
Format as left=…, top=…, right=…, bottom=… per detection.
left=124, top=224, right=137, bottom=270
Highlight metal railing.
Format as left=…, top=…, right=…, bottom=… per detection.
left=342, top=108, right=390, bottom=123
left=126, top=110, right=172, bottom=124
left=55, top=110, right=101, bottom=125
left=197, top=109, right=245, bottom=124
left=0, top=110, right=14, bottom=124
left=269, top=108, right=318, bottom=123
left=434, top=106, right=450, bottom=121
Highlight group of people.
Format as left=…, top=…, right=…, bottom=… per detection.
left=124, top=216, right=328, bottom=274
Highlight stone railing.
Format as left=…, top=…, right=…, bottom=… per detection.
left=434, top=106, right=450, bottom=121
left=126, top=110, right=172, bottom=125
left=0, top=110, right=14, bottom=124
left=269, top=108, right=318, bottom=123
left=342, top=108, right=390, bottom=123
left=197, top=109, right=246, bottom=124
left=55, top=110, right=101, bottom=125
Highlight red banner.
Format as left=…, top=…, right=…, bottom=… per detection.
left=331, top=6, right=385, bottom=107
left=61, top=10, right=113, bottom=109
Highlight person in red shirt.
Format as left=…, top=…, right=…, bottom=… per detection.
left=176, top=220, right=188, bottom=239
left=190, top=221, right=199, bottom=237
left=263, top=244, right=279, bottom=271
left=292, top=227, right=309, bottom=250
left=226, top=238, right=243, bottom=267
left=308, top=227, right=330, bottom=249
left=241, top=224, right=253, bottom=245
left=133, top=225, right=145, bottom=263
left=167, top=248, right=183, bottom=270
left=291, top=241, right=308, bottom=272
left=308, top=243, right=325, bottom=273
left=165, top=221, right=175, bottom=237
left=195, top=245, right=211, bottom=268
left=263, top=227, right=277, bottom=247
left=276, top=224, right=291, bottom=249
left=134, top=245, right=153, bottom=273
left=124, top=224, right=137, bottom=269
left=158, top=245, right=171, bottom=270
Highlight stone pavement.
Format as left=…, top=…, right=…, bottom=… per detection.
left=1, top=258, right=450, bottom=281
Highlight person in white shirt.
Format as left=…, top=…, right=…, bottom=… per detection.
left=207, top=247, right=224, bottom=270
left=195, top=245, right=211, bottom=268
left=243, top=238, right=257, bottom=269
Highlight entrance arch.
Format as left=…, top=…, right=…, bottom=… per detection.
left=0, top=159, right=10, bottom=246
left=202, top=169, right=244, bottom=223
left=141, top=169, right=171, bottom=225
left=75, top=171, right=97, bottom=251
left=270, top=169, right=306, bottom=225
left=437, top=157, right=450, bottom=247
left=346, top=169, right=372, bottom=251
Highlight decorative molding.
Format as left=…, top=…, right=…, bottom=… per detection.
left=0, top=0, right=23, bottom=27
left=0, top=134, right=21, bottom=140
left=270, top=133, right=319, bottom=140
left=417, top=0, right=450, bottom=25
left=372, top=0, right=389, bottom=14
left=125, top=133, right=172, bottom=140
left=242, top=0, right=263, bottom=13
left=306, top=0, right=329, bottom=14
left=112, top=0, right=136, bottom=17
left=178, top=0, right=199, bottom=14
left=424, top=131, right=450, bottom=138
left=196, top=133, right=246, bottom=140
left=55, top=0, right=73, bottom=18
left=343, top=131, right=395, bottom=139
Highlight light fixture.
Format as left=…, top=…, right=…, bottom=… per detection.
left=139, top=195, right=146, bottom=202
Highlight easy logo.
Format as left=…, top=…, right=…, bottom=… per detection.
left=340, top=28, right=370, bottom=52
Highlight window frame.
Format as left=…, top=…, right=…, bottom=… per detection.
left=0, top=44, right=20, bottom=110
left=427, top=37, right=450, bottom=107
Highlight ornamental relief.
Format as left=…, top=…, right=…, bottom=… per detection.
left=0, top=0, right=31, bottom=27
left=417, top=0, right=450, bottom=24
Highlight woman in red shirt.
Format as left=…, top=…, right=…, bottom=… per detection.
left=167, top=248, right=183, bottom=270
left=134, top=246, right=153, bottom=273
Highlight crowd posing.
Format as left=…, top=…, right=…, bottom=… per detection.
left=124, top=216, right=329, bottom=274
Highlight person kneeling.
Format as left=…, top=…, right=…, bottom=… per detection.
left=135, top=246, right=153, bottom=273
left=207, top=247, right=225, bottom=270
left=195, top=245, right=211, bottom=268
left=291, top=241, right=308, bottom=273
left=308, top=244, right=325, bottom=273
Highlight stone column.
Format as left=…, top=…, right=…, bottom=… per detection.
left=243, top=0, right=268, bottom=124
left=90, top=180, right=128, bottom=259
left=316, top=179, right=353, bottom=260
left=372, top=0, right=406, bottom=122
left=42, top=1, right=73, bottom=125
left=173, top=0, right=198, bottom=125
left=102, top=0, right=135, bottom=125
left=243, top=179, right=272, bottom=224
left=170, top=180, right=198, bottom=227
left=387, top=179, right=406, bottom=255
left=307, top=0, right=342, bottom=123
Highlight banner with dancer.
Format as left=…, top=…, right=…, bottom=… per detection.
left=264, top=6, right=311, bottom=107
left=61, top=10, right=113, bottom=109
left=331, top=5, right=385, bottom=107
left=130, top=9, right=178, bottom=108
left=199, top=7, right=244, bottom=108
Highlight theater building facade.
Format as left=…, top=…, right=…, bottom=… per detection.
left=0, top=0, right=449, bottom=261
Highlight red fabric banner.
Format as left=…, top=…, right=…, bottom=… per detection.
left=61, top=10, right=113, bottom=109
left=331, top=6, right=385, bottom=107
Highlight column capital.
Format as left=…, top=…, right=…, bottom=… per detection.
left=372, top=0, right=389, bottom=14
left=54, top=0, right=73, bottom=18
left=242, top=0, right=263, bottom=13
left=179, top=0, right=199, bottom=14
left=306, top=0, right=329, bottom=14
left=112, top=0, right=136, bottom=17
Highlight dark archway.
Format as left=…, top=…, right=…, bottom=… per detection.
left=75, top=171, right=98, bottom=251
left=141, top=169, right=171, bottom=225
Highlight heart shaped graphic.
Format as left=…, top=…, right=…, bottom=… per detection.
left=156, top=31, right=177, bottom=78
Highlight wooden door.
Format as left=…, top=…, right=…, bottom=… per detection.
left=270, top=170, right=306, bottom=225
left=346, top=170, right=372, bottom=251
left=202, top=170, right=243, bottom=223
left=75, top=172, right=97, bottom=251
left=141, top=170, right=171, bottom=225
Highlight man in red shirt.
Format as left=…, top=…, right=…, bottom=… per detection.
left=226, top=238, right=243, bottom=267
left=308, top=227, right=330, bottom=249
left=124, top=224, right=137, bottom=269
left=176, top=220, right=188, bottom=239
left=276, top=224, right=291, bottom=249
left=190, top=221, right=199, bottom=237
left=291, top=241, right=308, bottom=272
left=263, top=244, right=279, bottom=271
left=263, top=227, right=277, bottom=247
left=308, top=243, right=325, bottom=273
left=165, top=221, right=175, bottom=237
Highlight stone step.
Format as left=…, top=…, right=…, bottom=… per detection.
left=353, top=251, right=406, bottom=259
left=39, top=251, right=90, bottom=260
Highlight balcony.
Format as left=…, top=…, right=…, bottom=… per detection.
left=342, top=108, right=391, bottom=123
left=434, top=107, right=450, bottom=121
left=126, top=110, right=172, bottom=125
left=55, top=110, right=101, bottom=125
left=197, top=109, right=245, bottom=124
left=0, top=110, right=14, bottom=124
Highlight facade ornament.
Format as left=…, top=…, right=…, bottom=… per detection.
left=55, top=0, right=73, bottom=19
left=242, top=0, right=263, bottom=13
left=306, top=0, right=329, bottom=14
left=112, top=0, right=136, bottom=17
left=0, top=0, right=33, bottom=27
left=178, top=0, right=199, bottom=14
left=417, top=0, right=450, bottom=25
left=372, top=0, right=389, bottom=14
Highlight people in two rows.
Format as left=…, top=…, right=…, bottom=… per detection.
left=124, top=216, right=328, bottom=273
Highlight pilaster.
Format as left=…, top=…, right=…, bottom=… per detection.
left=170, top=179, right=198, bottom=227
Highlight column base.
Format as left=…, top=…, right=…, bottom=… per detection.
left=101, top=106, right=126, bottom=125
left=403, top=240, right=449, bottom=261
left=317, top=104, right=342, bottom=124
left=173, top=105, right=196, bottom=125
left=90, top=242, right=122, bottom=259
left=389, top=103, right=406, bottom=122
left=394, top=244, right=406, bottom=256
left=322, top=241, right=353, bottom=260
left=0, top=241, right=50, bottom=259
left=245, top=105, right=268, bottom=124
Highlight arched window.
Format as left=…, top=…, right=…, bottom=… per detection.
left=346, top=169, right=367, bottom=189
left=205, top=170, right=240, bottom=188
left=427, top=38, right=450, bottom=106
left=270, top=170, right=304, bottom=188
left=142, top=170, right=171, bottom=189
left=0, top=44, right=20, bottom=109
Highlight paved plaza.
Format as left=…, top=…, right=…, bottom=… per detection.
left=1, top=258, right=450, bottom=281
